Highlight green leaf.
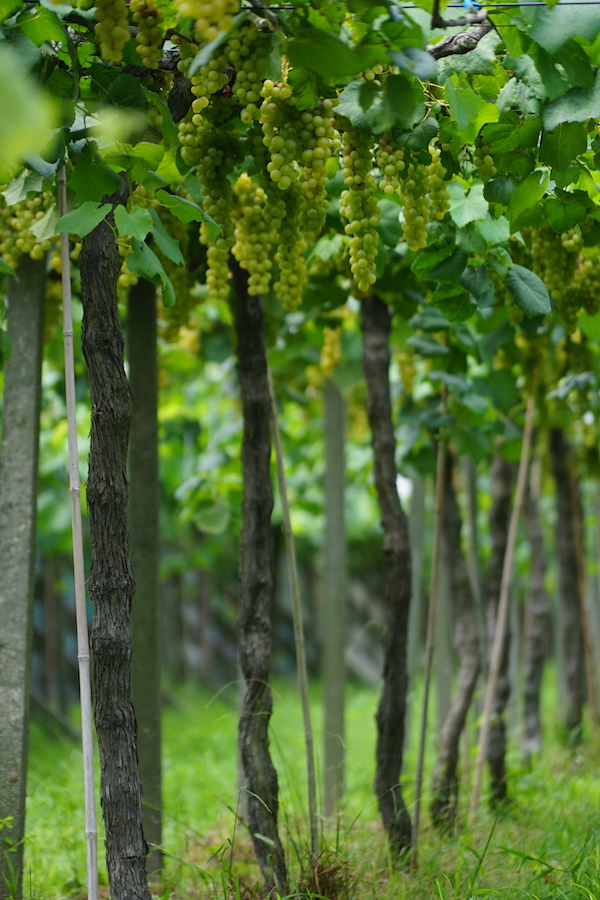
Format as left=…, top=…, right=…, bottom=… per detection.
left=107, top=74, right=148, bottom=110
left=0, top=258, right=15, bottom=276
left=148, top=206, right=185, bottom=266
left=411, top=235, right=457, bottom=278
left=114, top=205, right=153, bottom=242
left=481, top=116, right=541, bottom=153
left=377, top=200, right=402, bottom=248
left=161, top=271, right=176, bottom=307
left=18, top=6, right=67, bottom=46
left=409, top=306, right=452, bottom=332
left=2, top=169, right=44, bottom=205
left=393, top=117, right=439, bottom=153
left=285, top=28, right=359, bottom=82
left=407, top=334, right=450, bottom=356
left=69, top=142, right=121, bottom=204
left=530, top=4, right=600, bottom=53
left=55, top=201, right=112, bottom=238
left=506, top=171, right=549, bottom=225
left=578, top=310, right=600, bottom=340
left=539, top=122, right=587, bottom=170
left=476, top=213, right=511, bottom=246
left=45, top=68, right=75, bottom=99
left=461, top=264, right=494, bottom=307
left=146, top=92, right=177, bottom=144
left=127, top=238, right=164, bottom=284
left=506, top=264, right=551, bottom=317
left=389, top=47, right=436, bottom=81
left=156, top=189, right=221, bottom=239
left=448, top=182, right=488, bottom=228
left=429, top=248, right=468, bottom=282
left=30, top=203, right=58, bottom=241
left=432, top=283, right=475, bottom=322
left=483, top=174, right=517, bottom=206
left=445, top=75, right=499, bottom=144
left=545, top=195, right=588, bottom=232
left=543, top=70, right=600, bottom=132
left=335, top=81, right=369, bottom=130
left=288, top=67, right=319, bottom=110
left=192, top=502, right=230, bottom=535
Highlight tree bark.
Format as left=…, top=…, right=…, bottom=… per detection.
left=231, top=259, right=286, bottom=896
left=0, top=256, right=45, bottom=900
left=521, top=457, right=550, bottom=759
left=321, top=379, right=347, bottom=817
left=485, top=452, right=513, bottom=806
left=430, top=451, right=481, bottom=829
left=549, top=429, right=586, bottom=736
left=360, top=295, right=412, bottom=859
left=80, top=183, right=152, bottom=900
left=128, top=279, right=162, bottom=875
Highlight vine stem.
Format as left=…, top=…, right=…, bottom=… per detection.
left=411, top=383, right=448, bottom=870
left=469, top=394, right=535, bottom=821
left=267, top=366, right=319, bottom=862
left=57, top=166, right=99, bottom=900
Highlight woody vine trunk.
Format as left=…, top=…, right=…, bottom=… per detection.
left=485, top=452, right=513, bottom=807
left=430, top=451, right=480, bottom=829
left=522, top=460, right=550, bottom=758
left=80, top=183, right=152, bottom=900
left=231, top=260, right=286, bottom=896
left=549, top=429, right=586, bottom=736
left=360, top=294, right=412, bottom=858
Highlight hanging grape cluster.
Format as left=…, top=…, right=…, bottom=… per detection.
left=175, top=0, right=239, bottom=43
left=427, top=143, right=451, bottom=221
left=525, top=224, right=583, bottom=331
left=570, top=253, right=600, bottom=316
left=0, top=191, right=55, bottom=269
left=473, top=143, right=497, bottom=181
left=339, top=125, right=380, bottom=295
left=93, top=0, right=130, bottom=62
left=232, top=173, right=276, bottom=296
left=130, top=0, right=164, bottom=68
left=400, top=161, right=430, bottom=252
left=376, top=132, right=405, bottom=196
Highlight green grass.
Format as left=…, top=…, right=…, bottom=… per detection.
left=22, top=677, right=600, bottom=900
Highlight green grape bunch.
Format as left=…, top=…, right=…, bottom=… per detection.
left=473, top=142, right=497, bottom=181
left=130, top=0, right=164, bottom=68
left=175, top=0, right=239, bottom=43
left=339, top=127, right=380, bottom=295
left=400, top=161, right=430, bottom=252
left=376, top=132, right=405, bottom=196
left=93, top=0, right=130, bottom=62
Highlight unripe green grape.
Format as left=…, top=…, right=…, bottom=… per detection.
left=93, top=0, right=130, bottom=62
left=130, top=0, right=164, bottom=68
left=175, top=0, right=239, bottom=43
left=473, top=143, right=497, bottom=180
left=376, top=132, right=405, bottom=196
left=427, top=143, right=450, bottom=221
left=400, top=162, right=430, bottom=252
left=339, top=128, right=380, bottom=294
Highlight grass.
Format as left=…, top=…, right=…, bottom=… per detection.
left=21, top=676, right=600, bottom=900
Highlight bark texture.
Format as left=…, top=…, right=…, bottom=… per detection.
left=430, top=452, right=481, bottom=829
left=549, top=429, right=586, bottom=735
left=522, top=461, right=550, bottom=758
left=485, top=452, right=513, bottom=806
left=0, top=257, right=45, bottom=899
left=322, top=379, right=347, bottom=817
left=80, top=184, right=152, bottom=900
left=232, top=260, right=286, bottom=896
left=128, top=280, right=162, bottom=875
left=360, top=295, right=412, bottom=858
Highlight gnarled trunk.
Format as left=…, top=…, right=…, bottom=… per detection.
left=549, top=429, right=586, bottom=737
left=485, top=452, right=513, bottom=807
left=430, top=451, right=481, bottom=829
left=522, top=458, right=550, bottom=759
left=360, top=295, right=411, bottom=859
left=232, top=260, right=286, bottom=896
left=80, top=184, right=152, bottom=900
left=128, top=279, right=162, bottom=875
left=0, top=256, right=45, bottom=899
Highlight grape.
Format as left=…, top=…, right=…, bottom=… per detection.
left=175, top=36, right=199, bottom=76
left=0, top=190, right=55, bottom=270
left=273, top=184, right=308, bottom=311
left=570, top=252, right=600, bottom=316
left=395, top=347, right=416, bottom=396
left=473, top=143, right=497, bottom=181
left=320, top=325, right=342, bottom=377
left=525, top=224, right=582, bottom=331
left=427, top=143, right=450, bottom=221
left=227, top=23, right=272, bottom=124
left=363, top=63, right=384, bottom=83
left=175, top=0, right=239, bottom=43
left=376, top=132, right=405, bottom=197
left=130, top=0, right=164, bottom=68
left=400, top=162, right=430, bottom=252
left=338, top=127, right=380, bottom=295
left=232, top=173, right=276, bottom=296
left=93, top=0, right=130, bottom=63
left=260, top=79, right=303, bottom=192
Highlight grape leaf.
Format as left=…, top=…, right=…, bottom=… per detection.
left=55, top=201, right=112, bottom=238
left=69, top=142, right=121, bottom=204
left=448, top=182, right=488, bottom=228
left=30, top=203, right=58, bottom=241
left=114, top=205, right=153, bottom=242
left=156, top=189, right=221, bottom=239
left=17, top=6, right=67, bottom=45
left=506, top=264, right=551, bottom=317
left=148, top=206, right=184, bottom=265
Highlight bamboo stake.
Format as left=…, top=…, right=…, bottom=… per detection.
left=267, top=367, right=319, bottom=861
left=569, top=463, right=598, bottom=744
left=57, top=166, right=99, bottom=900
left=469, top=394, right=535, bottom=821
left=411, top=384, right=448, bottom=869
